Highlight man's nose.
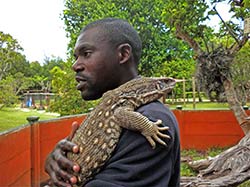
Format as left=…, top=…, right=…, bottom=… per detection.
left=72, top=57, right=84, bottom=72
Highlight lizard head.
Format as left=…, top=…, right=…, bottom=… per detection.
left=119, top=77, right=178, bottom=105
left=152, top=77, right=177, bottom=93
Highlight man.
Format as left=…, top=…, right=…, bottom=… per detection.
left=44, top=18, right=180, bottom=187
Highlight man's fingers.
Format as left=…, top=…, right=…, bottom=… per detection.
left=67, top=121, right=80, bottom=141
left=51, top=172, right=72, bottom=187
left=56, top=139, right=78, bottom=153
left=40, top=179, right=52, bottom=187
left=72, top=145, right=79, bottom=153
left=55, top=167, right=74, bottom=184
left=52, top=150, right=77, bottom=172
left=50, top=157, right=78, bottom=185
left=70, top=176, right=78, bottom=184
left=73, top=164, right=80, bottom=172
left=45, top=126, right=81, bottom=187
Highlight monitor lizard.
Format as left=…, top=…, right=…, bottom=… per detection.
left=67, top=76, right=177, bottom=186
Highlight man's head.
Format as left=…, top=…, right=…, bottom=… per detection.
left=72, top=18, right=142, bottom=100
left=81, top=18, right=142, bottom=65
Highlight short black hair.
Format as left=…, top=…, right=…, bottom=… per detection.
left=81, top=18, right=142, bottom=64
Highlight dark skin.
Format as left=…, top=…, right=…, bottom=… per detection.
left=44, top=26, right=138, bottom=187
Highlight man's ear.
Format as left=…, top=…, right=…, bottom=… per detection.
left=117, top=43, right=132, bottom=64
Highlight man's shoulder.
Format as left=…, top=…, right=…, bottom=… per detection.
left=136, top=100, right=177, bottom=127
left=95, top=100, right=180, bottom=187
left=137, top=100, right=171, bottom=114
left=117, top=100, right=179, bottom=146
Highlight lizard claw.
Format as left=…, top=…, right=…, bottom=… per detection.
left=145, top=136, right=156, bottom=149
left=142, top=119, right=170, bottom=149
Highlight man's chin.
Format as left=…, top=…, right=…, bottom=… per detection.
left=80, top=92, right=91, bottom=101
left=80, top=91, right=101, bottom=101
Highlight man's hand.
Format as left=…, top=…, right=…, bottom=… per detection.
left=44, top=121, right=81, bottom=187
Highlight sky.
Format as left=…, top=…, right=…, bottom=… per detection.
left=0, top=0, right=69, bottom=64
left=205, top=0, right=236, bottom=30
left=0, top=1, right=236, bottom=64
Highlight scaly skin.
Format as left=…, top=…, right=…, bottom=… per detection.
left=67, top=77, right=176, bottom=186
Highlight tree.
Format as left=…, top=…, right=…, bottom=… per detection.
left=54, top=0, right=195, bottom=115
left=0, top=31, right=28, bottom=80
left=0, top=72, right=34, bottom=107
left=12, top=72, right=34, bottom=95
left=49, top=61, right=97, bottom=115
left=156, top=58, right=196, bottom=98
left=29, top=61, right=43, bottom=77
left=0, top=32, right=34, bottom=107
left=62, top=0, right=192, bottom=76
left=27, top=57, right=66, bottom=92
left=162, top=0, right=250, bottom=132
left=232, top=43, right=250, bottom=105
left=161, top=0, right=250, bottom=185
left=42, top=56, right=65, bottom=79
left=0, top=76, right=19, bottom=107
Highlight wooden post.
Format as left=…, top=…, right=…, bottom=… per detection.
left=27, top=116, right=41, bottom=187
left=172, top=90, right=174, bottom=104
left=192, top=77, right=196, bottom=109
left=183, top=77, right=186, bottom=106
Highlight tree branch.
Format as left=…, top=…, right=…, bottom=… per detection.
left=213, top=6, right=240, bottom=45
left=175, top=23, right=203, bottom=55
left=230, top=35, right=250, bottom=54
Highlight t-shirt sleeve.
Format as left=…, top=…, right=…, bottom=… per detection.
left=85, top=101, right=180, bottom=187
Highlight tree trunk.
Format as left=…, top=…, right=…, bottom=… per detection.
left=181, top=134, right=250, bottom=187
left=175, top=22, right=250, bottom=135
left=175, top=20, right=250, bottom=187
left=223, top=78, right=250, bottom=135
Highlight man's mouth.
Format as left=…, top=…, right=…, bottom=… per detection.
left=75, top=76, right=87, bottom=90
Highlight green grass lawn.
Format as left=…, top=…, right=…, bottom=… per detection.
left=167, top=101, right=231, bottom=110
left=181, top=148, right=227, bottom=177
left=168, top=101, right=250, bottom=110
left=0, top=107, right=59, bottom=132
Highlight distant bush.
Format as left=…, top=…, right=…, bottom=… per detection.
left=49, top=63, right=97, bottom=116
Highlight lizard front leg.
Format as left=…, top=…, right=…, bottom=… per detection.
left=114, top=107, right=170, bottom=149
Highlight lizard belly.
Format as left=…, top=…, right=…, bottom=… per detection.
left=67, top=116, right=122, bottom=186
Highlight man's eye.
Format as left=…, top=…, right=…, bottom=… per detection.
left=83, top=51, right=91, bottom=57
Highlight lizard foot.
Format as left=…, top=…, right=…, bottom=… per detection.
left=142, top=119, right=170, bottom=149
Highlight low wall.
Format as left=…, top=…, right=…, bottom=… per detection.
left=0, top=110, right=247, bottom=186
left=0, top=115, right=85, bottom=187
left=174, top=110, right=245, bottom=150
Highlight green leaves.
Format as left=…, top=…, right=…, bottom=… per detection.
left=0, top=32, right=27, bottom=81
left=0, top=75, right=24, bottom=106
left=0, top=31, right=23, bottom=51
left=56, top=0, right=197, bottom=112
left=49, top=61, right=97, bottom=115
left=232, top=43, right=250, bottom=104
left=62, top=0, right=192, bottom=76
left=161, top=0, right=249, bottom=103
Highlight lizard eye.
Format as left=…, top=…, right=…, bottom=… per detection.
left=156, top=81, right=163, bottom=90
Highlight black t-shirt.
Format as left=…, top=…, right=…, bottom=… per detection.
left=85, top=101, right=180, bottom=187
